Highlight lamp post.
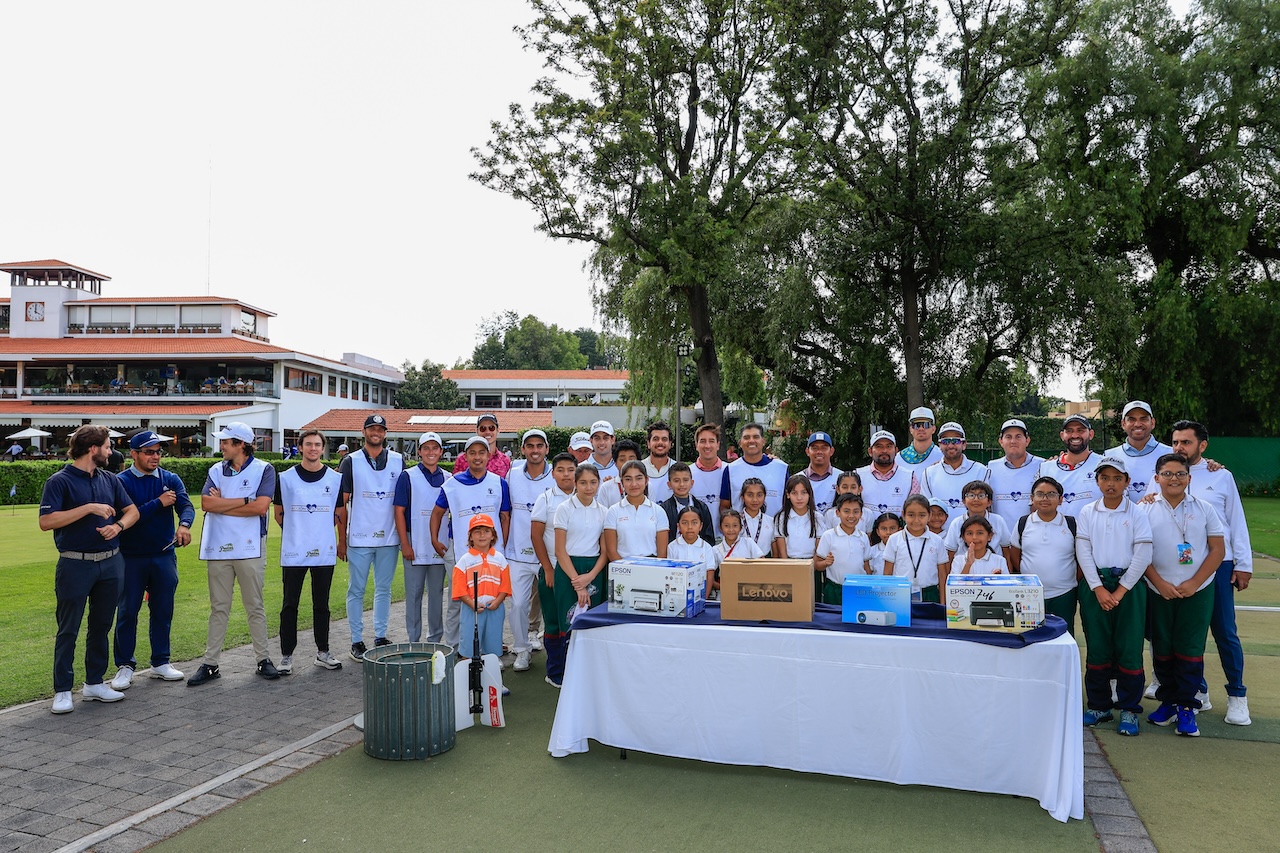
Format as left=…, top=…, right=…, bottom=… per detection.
left=675, top=342, right=693, bottom=459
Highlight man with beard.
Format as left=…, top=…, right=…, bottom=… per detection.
left=719, top=422, right=789, bottom=517
left=1038, top=415, right=1101, bottom=517
left=643, top=421, right=676, bottom=504
left=857, top=430, right=919, bottom=519
left=40, top=425, right=139, bottom=713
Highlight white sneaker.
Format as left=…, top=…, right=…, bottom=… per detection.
left=528, top=634, right=544, bottom=652
left=51, top=691, right=74, bottom=714
left=514, top=650, right=530, bottom=672
left=1225, top=696, right=1252, bottom=726
left=150, top=663, right=185, bottom=681
left=1195, top=690, right=1211, bottom=712
left=278, top=655, right=293, bottom=674
left=1144, top=677, right=1160, bottom=700
left=109, top=665, right=134, bottom=691
left=314, top=651, right=343, bottom=670
left=82, top=683, right=125, bottom=703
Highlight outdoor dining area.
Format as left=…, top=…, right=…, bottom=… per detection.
left=15, top=363, right=276, bottom=399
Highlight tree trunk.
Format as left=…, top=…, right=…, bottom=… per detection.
left=901, top=269, right=925, bottom=412
left=687, top=282, right=725, bottom=432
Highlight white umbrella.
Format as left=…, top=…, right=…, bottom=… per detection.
left=6, top=427, right=52, bottom=440
left=107, top=429, right=126, bottom=439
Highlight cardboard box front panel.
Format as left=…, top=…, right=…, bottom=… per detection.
left=608, top=558, right=706, bottom=617
left=842, top=575, right=912, bottom=626
left=719, top=559, right=814, bottom=622
left=945, top=574, right=1045, bottom=632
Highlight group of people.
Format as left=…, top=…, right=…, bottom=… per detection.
left=39, top=404, right=1255, bottom=738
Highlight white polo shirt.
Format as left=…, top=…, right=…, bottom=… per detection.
left=772, top=509, right=828, bottom=559
left=883, top=529, right=947, bottom=590
left=1143, top=493, right=1224, bottom=592
left=1075, top=498, right=1153, bottom=591
left=1011, top=512, right=1078, bottom=597
left=816, top=525, right=872, bottom=584
left=739, top=508, right=773, bottom=553
left=942, top=511, right=1012, bottom=554
left=951, top=550, right=1008, bottom=576
left=553, top=494, right=607, bottom=557
left=603, top=497, right=665, bottom=559
left=530, top=485, right=573, bottom=566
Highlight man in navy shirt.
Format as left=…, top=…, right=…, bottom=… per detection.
left=39, top=425, right=140, bottom=714
left=110, top=431, right=194, bottom=690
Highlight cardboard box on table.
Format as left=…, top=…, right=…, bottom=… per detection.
left=841, top=574, right=912, bottom=626
left=945, top=574, right=1045, bottom=632
left=719, top=558, right=814, bottom=622
left=608, top=558, right=706, bottom=617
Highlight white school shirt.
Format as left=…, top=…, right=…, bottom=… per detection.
left=883, top=529, right=947, bottom=590
left=1039, top=454, right=1101, bottom=517
left=592, top=458, right=621, bottom=507
left=772, top=509, right=827, bottom=559
left=1011, top=512, right=1078, bottom=598
left=869, top=541, right=889, bottom=576
left=942, top=512, right=1012, bottom=554
left=1143, top=493, right=1224, bottom=592
left=714, top=535, right=765, bottom=563
left=1107, top=438, right=1173, bottom=503
left=690, top=460, right=725, bottom=540
left=278, top=466, right=341, bottom=567
left=530, top=486, right=574, bottom=566
left=985, top=454, right=1045, bottom=533
left=604, top=497, right=665, bottom=558
left=921, top=458, right=988, bottom=524
left=506, top=460, right=553, bottom=564
left=553, top=494, right=607, bottom=557
left=951, top=549, right=1007, bottom=576
left=816, top=526, right=872, bottom=585
left=823, top=506, right=874, bottom=537
left=643, top=457, right=675, bottom=504
left=739, top=508, right=773, bottom=552
left=668, top=536, right=718, bottom=571
left=1186, top=460, right=1252, bottom=573
left=1075, top=498, right=1153, bottom=591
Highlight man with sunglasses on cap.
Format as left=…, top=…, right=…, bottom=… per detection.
left=476, top=413, right=511, bottom=478
left=985, top=419, right=1045, bottom=534
left=1038, top=414, right=1101, bottom=517
left=920, top=422, right=986, bottom=524
left=109, top=431, right=194, bottom=691
left=338, top=413, right=404, bottom=660
left=897, top=407, right=943, bottom=482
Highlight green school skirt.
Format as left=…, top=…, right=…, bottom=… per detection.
left=546, top=555, right=605, bottom=635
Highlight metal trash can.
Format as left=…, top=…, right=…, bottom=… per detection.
left=362, top=642, right=456, bottom=760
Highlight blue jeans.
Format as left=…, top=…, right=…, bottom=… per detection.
left=346, top=546, right=398, bottom=643
left=1201, top=560, right=1246, bottom=697
left=458, top=602, right=505, bottom=659
left=55, top=552, right=123, bottom=692
left=114, top=551, right=179, bottom=668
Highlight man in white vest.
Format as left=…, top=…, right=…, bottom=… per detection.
left=719, top=422, right=789, bottom=517
left=921, top=422, right=987, bottom=524
left=274, top=428, right=344, bottom=672
left=985, top=418, right=1045, bottom=532
left=589, top=420, right=621, bottom=507
left=505, top=429, right=552, bottom=672
left=1106, top=401, right=1173, bottom=503
left=337, top=414, right=404, bottom=660
left=1038, top=414, right=1101, bottom=517
left=188, top=422, right=279, bottom=685
left=801, top=431, right=842, bottom=514
left=393, top=432, right=454, bottom=646
left=857, top=430, right=920, bottom=518
left=690, top=423, right=726, bottom=538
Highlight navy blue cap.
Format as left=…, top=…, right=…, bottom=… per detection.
left=807, top=431, right=834, bottom=447
left=129, top=430, right=169, bottom=450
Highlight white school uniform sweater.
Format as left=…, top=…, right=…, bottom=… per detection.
left=1186, top=460, right=1252, bottom=573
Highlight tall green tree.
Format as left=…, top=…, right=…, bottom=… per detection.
left=468, top=312, right=588, bottom=370
left=395, top=360, right=462, bottom=409
left=473, top=0, right=827, bottom=430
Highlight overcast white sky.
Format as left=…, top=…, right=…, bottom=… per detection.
left=2, top=1, right=1088, bottom=398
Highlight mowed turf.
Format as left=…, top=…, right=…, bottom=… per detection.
left=0, top=502, right=403, bottom=707
left=149, top=662, right=1099, bottom=853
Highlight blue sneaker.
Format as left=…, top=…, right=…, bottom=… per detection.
left=1147, top=702, right=1178, bottom=726
left=1176, top=706, right=1200, bottom=737
left=1083, top=708, right=1114, bottom=727
left=1117, top=711, right=1140, bottom=736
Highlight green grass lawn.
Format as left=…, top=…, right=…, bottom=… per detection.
left=0, top=501, right=403, bottom=707
left=1242, top=497, right=1280, bottom=559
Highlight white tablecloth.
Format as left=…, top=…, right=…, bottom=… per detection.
left=548, top=621, right=1083, bottom=821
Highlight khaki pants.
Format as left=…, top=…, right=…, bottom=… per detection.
left=204, top=545, right=269, bottom=665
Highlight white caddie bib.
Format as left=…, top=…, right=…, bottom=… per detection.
left=200, top=457, right=270, bottom=560
left=279, top=466, right=341, bottom=566
left=348, top=449, right=402, bottom=546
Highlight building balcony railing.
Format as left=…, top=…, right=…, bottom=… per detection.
left=65, top=323, right=228, bottom=335
left=20, top=382, right=279, bottom=400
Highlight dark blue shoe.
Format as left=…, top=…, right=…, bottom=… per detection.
left=1175, top=706, right=1200, bottom=736
left=1083, top=708, right=1113, bottom=727
left=1147, top=702, right=1178, bottom=726
left=1117, top=711, right=1140, bottom=736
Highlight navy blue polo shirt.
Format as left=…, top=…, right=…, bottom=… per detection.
left=40, top=464, right=135, bottom=554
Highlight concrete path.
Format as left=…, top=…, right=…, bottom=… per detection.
left=0, top=600, right=1150, bottom=852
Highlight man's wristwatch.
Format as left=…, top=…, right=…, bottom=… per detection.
left=243, top=496, right=251, bottom=505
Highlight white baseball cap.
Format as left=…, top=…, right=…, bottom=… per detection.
left=1000, top=418, right=1028, bottom=436
left=464, top=435, right=489, bottom=452
left=417, top=432, right=442, bottom=448
left=589, top=420, right=614, bottom=437
left=938, top=421, right=966, bottom=439
left=869, top=429, right=896, bottom=446
left=909, top=407, right=935, bottom=423
left=1095, top=455, right=1128, bottom=476
left=1123, top=400, right=1153, bottom=417
left=569, top=432, right=591, bottom=450
left=211, top=422, right=254, bottom=443
left=337, top=444, right=349, bottom=452
left=522, top=429, right=548, bottom=445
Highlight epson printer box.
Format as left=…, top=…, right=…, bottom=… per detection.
left=842, top=574, right=912, bottom=626
left=608, top=558, right=706, bottom=618
left=945, top=574, right=1044, bottom=632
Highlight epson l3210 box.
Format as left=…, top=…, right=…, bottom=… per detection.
left=607, top=558, right=706, bottom=618
left=945, top=574, right=1044, bottom=632
left=842, top=574, right=912, bottom=627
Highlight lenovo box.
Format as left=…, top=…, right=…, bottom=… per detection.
left=719, top=559, right=814, bottom=622
left=842, top=574, right=912, bottom=627
left=945, top=574, right=1045, bottom=632
left=607, top=558, right=706, bottom=618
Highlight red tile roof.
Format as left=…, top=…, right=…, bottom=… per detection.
left=301, top=409, right=554, bottom=434
left=442, top=369, right=629, bottom=380
left=0, top=260, right=112, bottom=279
left=0, top=400, right=240, bottom=417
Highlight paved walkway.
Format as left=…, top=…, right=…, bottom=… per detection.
left=0, top=599, right=1153, bottom=852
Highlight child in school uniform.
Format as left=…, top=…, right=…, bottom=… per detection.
left=660, top=462, right=715, bottom=546
left=883, top=495, right=948, bottom=602
left=773, top=474, right=829, bottom=599
left=1142, top=453, right=1225, bottom=738
left=1076, top=456, right=1153, bottom=736
left=452, top=514, right=513, bottom=661
left=822, top=471, right=872, bottom=535
left=738, top=478, right=772, bottom=554
left=868, top=512, right=903, bottom=577
left=546, top=464, right=609, bottom=688
left=668, top=506, right=720, bottom=597
left=814, top=493, right=873, bottom=604
left=603, top=460, right=668, bottom=561
left=1010, top=476, right=1080, bottom=634
left=927, top=498, right=950, bottom=537
left=950, top=516, right=1007, bottom=576
left=942, top=480, right=1013, bottom=564
left=710, top=509, right=764, bottom=599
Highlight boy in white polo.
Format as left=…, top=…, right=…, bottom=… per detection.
left=1010, top=476, right=1079, bottom=634
left=920, top=422, right=987, bottom=524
